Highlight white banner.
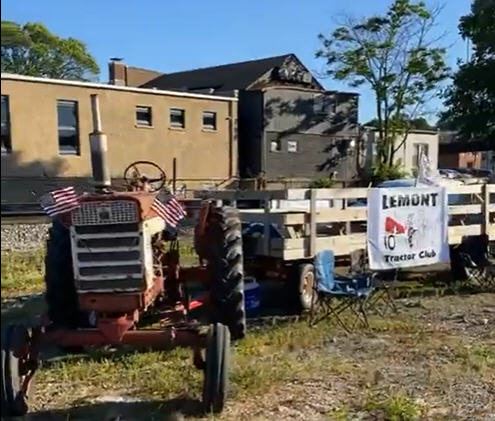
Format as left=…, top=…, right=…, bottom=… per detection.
left=367, top=186, right=449, bottom=270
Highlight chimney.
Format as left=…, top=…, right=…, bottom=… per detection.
left=108, top=58, right=126, bottom=86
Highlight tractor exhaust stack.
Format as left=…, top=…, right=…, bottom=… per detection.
left=89, top=94, right=111, bottom=190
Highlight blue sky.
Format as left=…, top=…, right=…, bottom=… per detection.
left=2, top=0, right=472, bottom=123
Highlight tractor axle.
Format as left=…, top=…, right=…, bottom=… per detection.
left=36, top=325, right=207, bottom=350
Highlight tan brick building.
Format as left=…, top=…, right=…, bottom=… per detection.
left=1, top=74, right=238, bottom=208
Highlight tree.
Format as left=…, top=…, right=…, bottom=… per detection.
left=365, top=116, right=436, bottom=130
left=317, top=0, right=449, bottom=174
left=1, top=21, right=99, bottom=81
left=442, top=0, right=495, bottom=141
left=1, top=21, right=30, bottom=47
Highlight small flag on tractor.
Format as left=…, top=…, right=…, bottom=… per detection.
left=151, top=194, right=187, bottom=228
left=40, top=186, right=81, bottom=216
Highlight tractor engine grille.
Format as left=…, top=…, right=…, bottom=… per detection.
left=71, top=202, right=144, bottom=292
left=72, top=200, right=139, bottom=226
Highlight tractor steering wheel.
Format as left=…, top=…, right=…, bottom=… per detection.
left=124, top=161, right=167, bottom=193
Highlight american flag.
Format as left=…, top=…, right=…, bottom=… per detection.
left=40, top=186, right=80, bottom=216
left=151, top=194, right=186, bottom=227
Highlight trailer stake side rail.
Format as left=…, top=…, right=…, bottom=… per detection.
left=196, top=184, right=495, bottom=260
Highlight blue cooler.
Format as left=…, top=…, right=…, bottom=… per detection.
left=244, top=277, right=260, bottom=317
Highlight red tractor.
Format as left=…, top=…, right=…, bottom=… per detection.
left=1, top=95, right=246, bottom=416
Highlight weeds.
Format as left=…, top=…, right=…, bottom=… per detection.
left=328, top=409, right=353, bottom=421
left=455, top=343, right=495, bottom=372
left=364, top=392, right=423, bottom=421
left=368, top=318, right=419, bottom=334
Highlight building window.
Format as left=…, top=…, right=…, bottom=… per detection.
left=1, top=95, right=11, bottom=154
left=287, top=140, right=298, bottom=153
left=202, top=111, right=217, bottom=130
left=57, top=100, right=79, bottom=155
left=270, top=139, right=281, bottom=152
left=413, top=143, right=429, bottom=168
left=136, top=106, right=152, bottom=126
left=170, top=108, right=185, bottom=128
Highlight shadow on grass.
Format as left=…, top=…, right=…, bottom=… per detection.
left=1, top=293, right=45, bottom=326
left=6, top=397, right=204, bottom=421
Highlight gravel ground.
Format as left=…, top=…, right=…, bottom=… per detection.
left=0, top=221, right=195, bottom=251
left=1, top=223, right=50, bottom=250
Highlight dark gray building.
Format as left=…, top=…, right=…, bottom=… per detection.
left=117, top=54, right=360, bottom=183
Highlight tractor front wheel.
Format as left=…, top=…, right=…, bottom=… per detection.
left=1, top=324, right=36, bottom=417
left=202, top=323, right=230, bottom=414
left=205, top=206, right=246, bottom=340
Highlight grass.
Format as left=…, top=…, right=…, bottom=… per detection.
left=0, top=239, right=197, bottom=298
left=28, top=311, right=494, bottom=418
left=364, top=392, right=423, bottom=421
left=176, top=239, right=197, bottom=267
left=455, top=343, right=495, bottom=372
left=328, top=409, right=353, bottom=421
left=409, top=332, right=495, bottom=372
left=1, top=248, right=494, bottom=419
left=368, top=317, right=420, bottom=334
left=37, top=348, right=202, bottom=405
left=35, top=318, right=349, bottom=408
left=1, top=248, right=45, bottom=297
left=231, top=320, right=360, bottom=395
left=27, top=316, right=369, bottom=417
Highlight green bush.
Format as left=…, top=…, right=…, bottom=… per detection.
left=310, top=177, right=336, bottom=188
left=371, top=162, right=409, bottom=185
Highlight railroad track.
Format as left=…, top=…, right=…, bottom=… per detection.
left=1, top=213, right=50, bottom=225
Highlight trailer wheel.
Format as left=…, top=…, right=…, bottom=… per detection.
left=1, top=324, right=35, bottom=417
left=45, top=220, right=85, bottom=328
left=205, top=207, right=246, bottom=340
left=202, top=323, right=230, bottom=414
left=294, top=263, right=316, bottom=313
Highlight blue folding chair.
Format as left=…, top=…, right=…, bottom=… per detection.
left=456, top=235, right=495, bottom=290
left=310, top=250, right=374, bottom=332
left=348, top=248, right=398, bottom=317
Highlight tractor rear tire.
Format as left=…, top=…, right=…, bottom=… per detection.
left=205, top=207, right=246, bottom=340
left=202, top=323, right=230, bottom=414
left=44, top=220, right=85, bottom=328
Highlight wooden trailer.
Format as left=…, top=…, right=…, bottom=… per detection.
left=195, top=184, right=495, bottom=310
